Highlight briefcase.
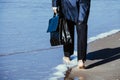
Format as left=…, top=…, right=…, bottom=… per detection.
left=47, top=14, right=62, bottom=46
left=47, top=14, right=72, bottom=46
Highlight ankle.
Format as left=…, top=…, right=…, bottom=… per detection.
left=63, top=56, right=70, bottom=59
left=78, top=60, right=84, bottom=66
left=63, top=57, right=70, bottom=61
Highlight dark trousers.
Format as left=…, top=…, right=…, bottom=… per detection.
left=76, top=23, right=88, bottom=61
left=63, top=20, right=75, bottom=58
left=63, top=20, right=88, bottom=61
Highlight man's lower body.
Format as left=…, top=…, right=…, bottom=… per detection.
left=63, top=19, right=88, bottom=69
left=76, top=23, right=88, bottom=69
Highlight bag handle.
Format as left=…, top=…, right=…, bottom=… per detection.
left=53, top=13, right=58, bottom=17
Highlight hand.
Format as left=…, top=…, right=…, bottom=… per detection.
left=53, top=9, right=57, bottom=14
left=52, top=7, right=57, bottom=14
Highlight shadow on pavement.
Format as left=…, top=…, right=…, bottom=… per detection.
left=86, top=47, right=120, bottom=69
left=62, top=47, right=120, bottom=80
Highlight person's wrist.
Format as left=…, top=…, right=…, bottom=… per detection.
left=52, top=7, right=57, bottom=14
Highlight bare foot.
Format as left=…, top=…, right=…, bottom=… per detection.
left=63, top=57, right=70, bottom=64
left=77, top=60, right=85, bottom=69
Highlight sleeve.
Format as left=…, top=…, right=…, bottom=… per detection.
left=78, top=0, right=91, bottom=22
left=52, top=0, right=58, bottom=7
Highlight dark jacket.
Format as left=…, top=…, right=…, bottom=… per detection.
left=52, top=0, right=90, bottom=23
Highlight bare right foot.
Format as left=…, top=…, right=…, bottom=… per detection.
left=63, top=57, right=70, bottom=64
left=77, top=60, right=85, bottom=69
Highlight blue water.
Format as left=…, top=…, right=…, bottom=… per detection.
left=0, top=0, right=120, bottom=80
left=88, top=0, right=120, bottom=37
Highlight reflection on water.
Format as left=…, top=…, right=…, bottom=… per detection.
left=63, top=68, right=85, bottom=80
left=64, top=68, right=73, bottom=80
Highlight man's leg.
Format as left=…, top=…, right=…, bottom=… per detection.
left=76, top=23, right=88, bottom=69
left=76, top=23, right=88, bottom=61
left=76, top=0, right=90, bottom=68
left=63, top=20, right=75, bottom=58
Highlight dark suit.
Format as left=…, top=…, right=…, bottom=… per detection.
left=52, top=0, right=90, bottom=61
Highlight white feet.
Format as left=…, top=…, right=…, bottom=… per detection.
left=63, top=57, right=85, bottom=69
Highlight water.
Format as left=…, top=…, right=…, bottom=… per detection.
left=0, top=0, right=52, bottom=54
left=0, top=0, right=120, bottom=80
left=88, top=0, right=120, bottom=37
